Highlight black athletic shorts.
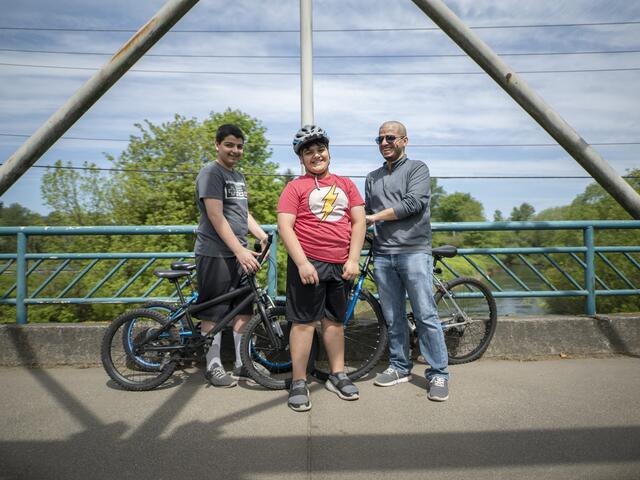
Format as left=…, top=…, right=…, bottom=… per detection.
left=194, top=255, right=253, bottom=322
left=285, top=256, right=348, bottom=324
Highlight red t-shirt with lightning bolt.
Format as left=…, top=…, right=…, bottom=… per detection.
left=277, top=173, right=364, bottom=263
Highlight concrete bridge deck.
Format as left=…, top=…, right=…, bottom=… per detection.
left=1, top=357, right=639, bottom=480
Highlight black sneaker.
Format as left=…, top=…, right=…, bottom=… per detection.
left=426, top=376, right=449, bottom=402
left=288, top=379, right=311, bottom=412
left=204, top=364, right=237, bottom=388
left=325, top=372, right=359, bottom=401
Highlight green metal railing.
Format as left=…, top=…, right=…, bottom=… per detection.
left=1, top=221, right=639, bottom=323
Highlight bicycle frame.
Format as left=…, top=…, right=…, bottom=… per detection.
left=431, top=265, right=470, bottom=329
left=350, top=236, right=469, bottom=329
left=132, top=236, right=282, bottom=358
left=344, top=244, right=375, bottom=325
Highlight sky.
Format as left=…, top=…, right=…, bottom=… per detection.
left=1, top=0, right=639, bottom=219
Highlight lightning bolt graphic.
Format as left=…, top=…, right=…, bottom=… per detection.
left=320, top=184, right=338, bottom=222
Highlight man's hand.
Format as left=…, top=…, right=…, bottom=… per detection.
left=298, top=261, right=319, bottom=286
left=342, top=259, right=359, bottom=281
left=236, top=248, right=260, bottom=273
left=365, top=214, right=376, bottom=226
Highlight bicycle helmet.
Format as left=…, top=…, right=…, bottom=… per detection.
left=292, top=124, right=330, bottom=155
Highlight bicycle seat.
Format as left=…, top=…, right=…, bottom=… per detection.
left=171, top=261, right=196, bottom=271
left=432, top=245, right=457, bottom=258
left=154, top=269, right=191, bottom=280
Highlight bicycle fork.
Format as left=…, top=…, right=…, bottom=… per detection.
left=254, top=289, right=286, bottom=348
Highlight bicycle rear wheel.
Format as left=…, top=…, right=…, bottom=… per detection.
left=435, top=277, right=497, bottom=364
left=101, top=308, right=179, bottom=391
left=240, top=309, right=295, bottom=390
left=311, top=288, right=387, bottom=382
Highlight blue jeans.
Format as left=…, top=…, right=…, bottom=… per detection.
left=373, top=253, right=449, bottom=380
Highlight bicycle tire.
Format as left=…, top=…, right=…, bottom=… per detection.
left=435, top=276, right=497, bottom=364
left=311, top=288, right=388, bottom=382
left=240, top=310, right=294, bottom=390
left=101, top=308, right=179, bottom=391
left=251, top=306, right=293, bottom=374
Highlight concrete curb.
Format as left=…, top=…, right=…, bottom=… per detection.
left=1, top=314, right=638, bottom=367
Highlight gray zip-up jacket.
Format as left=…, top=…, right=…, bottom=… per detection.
left=365, top=156, right=432, bottom=254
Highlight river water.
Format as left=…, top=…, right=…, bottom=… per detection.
left=483, top=264, right=550, bottom=316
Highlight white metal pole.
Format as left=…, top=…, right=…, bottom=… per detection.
left=300, top=0, right=314, bottom=126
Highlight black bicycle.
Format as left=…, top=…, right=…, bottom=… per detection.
left=100, top=233, right=293, bottom=391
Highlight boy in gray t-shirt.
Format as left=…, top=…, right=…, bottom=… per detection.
left=194, top=124, right=268, bottom=388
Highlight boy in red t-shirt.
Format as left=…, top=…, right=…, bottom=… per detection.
left=277, top=125, right=366, bottom=412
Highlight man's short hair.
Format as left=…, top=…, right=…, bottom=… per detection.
left=216, top=124, right=245, bottom=143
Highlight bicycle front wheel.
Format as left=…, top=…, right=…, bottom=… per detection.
left=311, top=288, right=387, bottom=382
left=240, top=310, right=294, bottom=390
left=101, top=308, right=179, bottom=391
left=435, top=277, right=497, bottom=364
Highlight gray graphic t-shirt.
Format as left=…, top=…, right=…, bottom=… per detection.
left=194, top=162, right=248, bottom=257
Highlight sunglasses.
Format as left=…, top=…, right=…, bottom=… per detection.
left=375, top=135, right=405, bottom=145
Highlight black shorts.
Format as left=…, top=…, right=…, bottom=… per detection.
left=285, top=256, right=348, bottom=324
left=194, top=255, right=253, bottom=322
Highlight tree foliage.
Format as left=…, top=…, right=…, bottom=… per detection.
left=12, top=109, right=286, bottom=322
left=0, top=202, right=46, bottom=253
left=537, top=169, right=640, bottom=314
left=432, top=191, right=488, bottom=249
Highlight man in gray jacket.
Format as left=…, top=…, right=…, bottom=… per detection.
left=364, top=120, right=449, bottom=401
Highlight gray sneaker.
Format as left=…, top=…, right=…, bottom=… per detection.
left=427, top=376, right=449, bottom=401
left=204, top=364, right=237, bottom=388
left=288, top=379, right=311, bottom=412
left=326, top=372, right=359, bottom=400
left=373, top=367, right=410, bottom=387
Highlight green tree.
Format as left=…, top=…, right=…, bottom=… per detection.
left=537, top=169, right=640, bottom=314
left=31, top=109, right=285, bottom=321
left=41, top=160, right=112, bottom=226
left=434, top=192, right=484, bottom=223
left=509, top=202, right=535, bottom=221
left=429, top=177, right=445, bottom=215
left=107, top=109, right=281, bottom=250
left=0, top=202, right=45, bottom=252
left=432, top=192, right=487, bottom=248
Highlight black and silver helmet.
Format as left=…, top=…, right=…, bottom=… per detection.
left=292, top=124, right=330, bottom=155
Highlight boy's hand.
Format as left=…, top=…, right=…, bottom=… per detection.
left=298, top=261, right=319, bottom=285
left=236, top=248, right=260, bottom=273
left=342, top=259, right=359, bottom=281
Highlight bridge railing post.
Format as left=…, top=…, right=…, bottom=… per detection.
left=16, top=231, right=27, bottom=324
left=583, top=226, right=596, bottom=315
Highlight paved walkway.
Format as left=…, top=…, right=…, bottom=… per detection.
left=1, top=357, right=639, bottom=480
